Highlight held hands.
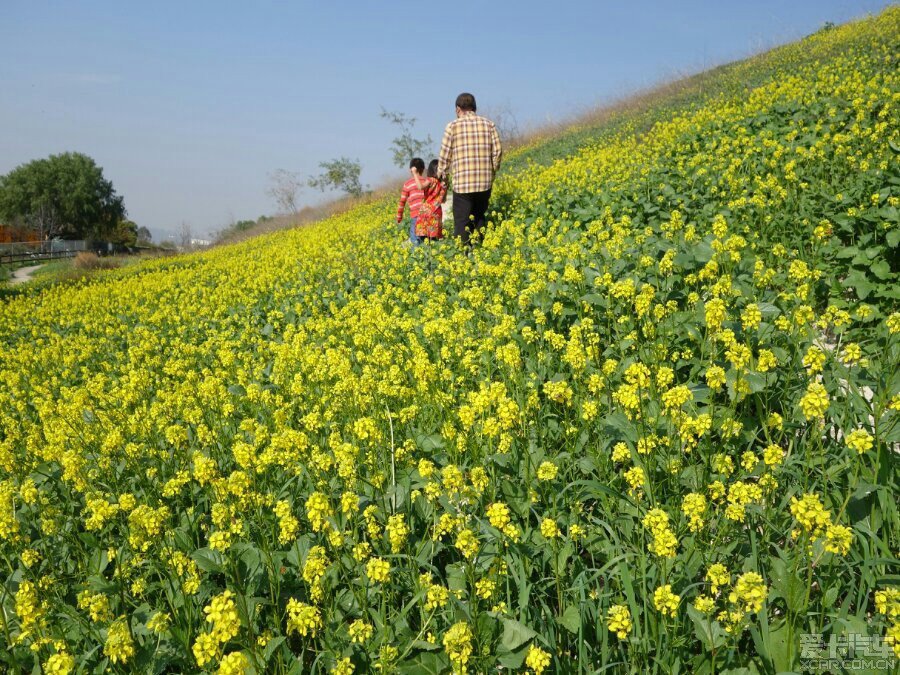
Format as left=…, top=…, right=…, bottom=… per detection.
left=410, top=167, right=424, bottom=191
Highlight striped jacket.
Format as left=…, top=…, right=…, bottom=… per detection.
left=396, top=177, right=425, bottom=222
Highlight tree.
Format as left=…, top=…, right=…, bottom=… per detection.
left=178, top=221, right=192, bottom=251
left=484, top=101, right=521, bottom=145
left=109, top=219, right=138, bottom=246
left=0, top=152, right=125, bottom=240
left=136, top=226, right=152, bottom=245
left=266, top=169, right=304, bottom=214
left=381, top=108, right=434, bottom=167
left=308, top=158, right=365, bottom=197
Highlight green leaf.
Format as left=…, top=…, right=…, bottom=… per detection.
left=768, top=556, right=804, bottom=614
left=616, top=561, right=641, bottom=640
left=500, top=617, right=537, bottom=652
left=842, top=268, right=873, bottom=300
left=836, top=614, right=870, bottom=638
left=417, top=433, right=445, bottom=452
left=263, top=636, right=286, bottom=663
left=757, top=302, right=780, bottom=317
left=475, top=612, right=500, bottom=645
left=558, top=605, right=581, bottom=634
left=602, top=411, right=638, bottom=443
left=398, top=651, right=449, bottom=674
left=579, top=293, right=606, bottom=306
left=408, top=640, right=441, bottom=652
left=852, top=246, right=882, bottom=264
left=87, top=574, right=118, bottom=594
left=192, top=548, right=225, bottom=573
left=235, top=543, right=263, bottom=572
left=870, top=260, right=892, bottom=280
left=146, top=642, right=184, bottom=674
left=765, top=619, right=794, bottom=672
left=576, top=456, right=598, bottom=474
left=743, top=372, right=767, bottom=393
left=567, top=479, right=627, bottom=502
left=446, top=563, right=467, bottom=593
left=497, top=646, right=529, bottom=669
left=687, top=605, right=726, bottom=651
left=875, top=284, right=900, bottom=300
left=554, top=542, right=574, bottom=575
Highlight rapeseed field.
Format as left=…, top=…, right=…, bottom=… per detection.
left=1, top=9, right=898, bottom=673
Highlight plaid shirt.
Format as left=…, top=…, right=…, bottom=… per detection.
left=437, top=112, right=502, bottom=194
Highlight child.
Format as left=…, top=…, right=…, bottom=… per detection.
left=411, top=159, right=447, bottom=241
left=396, top=158, right=427, bottom=244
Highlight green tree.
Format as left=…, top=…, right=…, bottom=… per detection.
left=308, top=157, right=365, bottom=197
left=0, top=152, right=126, bottom=240
left=381, top=108, right=433, bottom=167
left=109, top=219, right=138, bottom=246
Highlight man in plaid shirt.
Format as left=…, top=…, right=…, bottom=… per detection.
left=437, top=93, right=502, bottom=246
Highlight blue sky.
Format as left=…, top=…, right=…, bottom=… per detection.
left=0, top=1, right=889, bottom=241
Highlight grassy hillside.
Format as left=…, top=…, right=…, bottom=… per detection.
left=0, top=9, right=898, bottom=674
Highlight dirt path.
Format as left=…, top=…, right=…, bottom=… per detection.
left=9, top=264, right=43, bottom=285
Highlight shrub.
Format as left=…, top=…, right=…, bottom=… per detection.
left=73, top=252, right=120, bottom=270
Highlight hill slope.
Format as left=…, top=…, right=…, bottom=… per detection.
left=0, top=9, right=898, bottom=673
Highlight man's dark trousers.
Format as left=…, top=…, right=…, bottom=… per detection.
left=453, top=189, right=492, bottom=246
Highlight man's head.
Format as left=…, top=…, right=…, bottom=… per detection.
left=409, top=157, right=425, bottom=174
left=455, top=92, right=476, bottom=117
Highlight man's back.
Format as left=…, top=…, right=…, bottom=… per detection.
left=438, top=113, right=502, bottom=195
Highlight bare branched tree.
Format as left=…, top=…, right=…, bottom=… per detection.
left=178, top=221, right=192, bottom=251
left=484, top=101, right=521, bottom=146
left=136, top=226, right=152, bottom=244
left=27, top=201, right=64, bottom=241
left=266, top=169, right=304, bottom=214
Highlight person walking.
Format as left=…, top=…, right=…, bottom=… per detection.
left=413, top=160, right=448, bottom=241
left=437, top=93, right=502, bottom=247
left=396, top=158, right=428, bottom=246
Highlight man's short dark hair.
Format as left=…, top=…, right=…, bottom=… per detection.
left=456, top=93, right=476, bottom=112
left=409, top=157, right=425, bottom=173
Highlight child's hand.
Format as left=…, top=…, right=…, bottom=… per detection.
left=409, top=167, right=418, bottom=177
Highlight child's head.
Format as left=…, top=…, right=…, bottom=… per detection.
left=409, top=158, right=425, bottom=174
left=427, top=159, right=439, bottom=178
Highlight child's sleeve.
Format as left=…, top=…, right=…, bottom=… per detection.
left=396, top=184, right=408, bottom=223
